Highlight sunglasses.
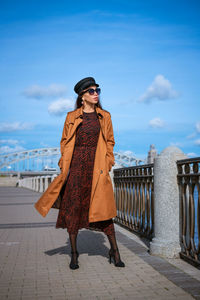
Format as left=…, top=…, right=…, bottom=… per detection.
left=81, top=87, right=101, bottom=95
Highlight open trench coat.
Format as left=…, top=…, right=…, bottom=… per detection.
left=34, top=106, right=117, bottom=222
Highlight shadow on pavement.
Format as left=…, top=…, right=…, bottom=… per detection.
left=44, top=229, right=109, bottom=258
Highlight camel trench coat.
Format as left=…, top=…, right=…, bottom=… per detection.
left=34, top=106, right=117, bottom=222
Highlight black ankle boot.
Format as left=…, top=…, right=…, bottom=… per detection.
left=109, top=248, right=125, bottom=267
left=69, top=251, right=79, bottom=270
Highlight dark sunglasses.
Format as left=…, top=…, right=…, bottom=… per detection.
left=81, top=87, right=101, bottom=95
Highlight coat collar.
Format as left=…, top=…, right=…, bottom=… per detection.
left=69, top=106, right=106, bottom=142
left=74, top=106, right=104, bottom=120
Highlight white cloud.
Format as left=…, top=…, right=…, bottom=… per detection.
left=23, top=84, right=67, bottom=99
left=186, top=133, right=196, bottom=139
left=170, top=142, right=183, bottom=147
left=149, top=117, right=165, bottom=128
left=187, top=152, right=197, bottom=157
left=40, top=141, right=50, bottom=148
left=0, top=139, right=20, bottom=145
left=186, top=121, right=200, bottom=140
left=0, top=122, right=33, bottom=132
left=123, top=150, right=135, bottom=156
left=194, top=139, right=200, bottom=146
left=196, top=121, right=200, bottom=133
left=48, top=98, right=74, bottom=116
left=139, top=75, right=179, bottom=103
left=117, top=150, right=137, bottom=157
left=0, top=145, right=26, bottom=154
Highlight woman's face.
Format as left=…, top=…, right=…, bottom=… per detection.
left=82, top=85, right=99, bottom=105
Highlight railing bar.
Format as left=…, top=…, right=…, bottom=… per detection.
left=178, top=174, right=200, bottom=177
left=177, top=157, right=200, bottom=164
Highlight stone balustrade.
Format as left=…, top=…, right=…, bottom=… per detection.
left=114, top=146, right=200, bottom=268
left=18, top=174, right=58, bottom=193
left=113, top=163, right=154, bottom=239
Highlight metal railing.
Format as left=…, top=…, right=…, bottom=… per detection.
left=177, top=157, right=200, bottom=267
left=113, top=164, right=154, bottom=239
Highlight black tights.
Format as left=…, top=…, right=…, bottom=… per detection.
left=69, top=231, right=120, bottom=263
left=69, top=233, right=78, bottom=266
left=69, top=233, right=78, bottom=253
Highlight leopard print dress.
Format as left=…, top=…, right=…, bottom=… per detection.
left=56, top=110, right=114, bottom=235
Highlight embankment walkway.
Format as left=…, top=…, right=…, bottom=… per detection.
left=0, top=187, right=199, bottom=300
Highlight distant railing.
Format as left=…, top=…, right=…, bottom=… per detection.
left=18, top=175, right=57, bottom=192
left=177, top=157, right=200, bottom=267
left=113, top=164, right=154, bottom=239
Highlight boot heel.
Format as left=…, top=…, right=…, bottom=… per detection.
left=108, top=248, right=125, bottom=267
left=70, top=251, right=79, bottom=270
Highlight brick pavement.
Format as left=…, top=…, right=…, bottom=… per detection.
left=0, top=186, right=199, bottom=300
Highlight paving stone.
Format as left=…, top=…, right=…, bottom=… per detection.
left=0, top=187, right=200, bottom=300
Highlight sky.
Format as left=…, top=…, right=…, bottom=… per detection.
left=0, top=0, right=200, bottom=169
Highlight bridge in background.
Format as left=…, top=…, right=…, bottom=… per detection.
left=0, top=147, right=148, bottom=172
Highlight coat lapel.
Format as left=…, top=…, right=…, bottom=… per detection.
left=66, top=106, right=106, bottom=143
left=95, top=106, right=106, bottom=141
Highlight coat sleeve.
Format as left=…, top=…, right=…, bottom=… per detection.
left=58, top=113, right=70, bottom=170
left=106, top=113, right=115, bottom=171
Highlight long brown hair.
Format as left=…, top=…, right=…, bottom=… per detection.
left=74, top=94, right=103, bottom=110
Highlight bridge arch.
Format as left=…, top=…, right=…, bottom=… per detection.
left=0, top=147, right=145, bottom=171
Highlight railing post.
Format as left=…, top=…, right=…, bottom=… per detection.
left=35, top=177, right=38, bottom=191
left=110, top=168, right=114, bottom=189
left=150, top=146, right=187, bottom=258
left=39, top=177, right=43, bottom=193
left=51, top=174, right=57, bottom=182
left=32, top=177, right=35, bottom=190
left=44, top=176, right=49, bottom=191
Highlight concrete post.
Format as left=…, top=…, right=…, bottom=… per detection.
left=35, top=177, right=37, bottom=191
left=44, top=176, right=49, bottom=191
left=35, top=177, right=39, bottom=192
left=109, top=167, right=114, bottom=189
left=150, top=146, right=187, bottom=258
left=51, top=174, right=57, bottom=182
left=32, top=177, right=35, bottom=190
left=23, top=178, right=26, bottom=188
left=39, top=177, right=43, bottom=193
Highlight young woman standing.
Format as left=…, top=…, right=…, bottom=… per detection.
left=35, top=77, right=125, bottom=270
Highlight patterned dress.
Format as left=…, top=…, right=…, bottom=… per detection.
left=56, top=110, right=114, bottom=235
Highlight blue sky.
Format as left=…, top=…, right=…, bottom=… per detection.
left=0, top=0, right=200, bottom=167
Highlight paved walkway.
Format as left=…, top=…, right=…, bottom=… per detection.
left=0, top=186, right=200, bottom=300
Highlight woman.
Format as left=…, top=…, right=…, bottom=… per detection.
left=34, top=77, right=125, bottom=270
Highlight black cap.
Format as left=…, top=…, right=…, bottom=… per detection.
left=74, top=77, right=99, bottom=94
